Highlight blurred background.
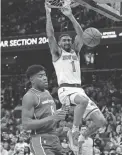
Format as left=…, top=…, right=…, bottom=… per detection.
left=1, top=0, right=122, bottom=155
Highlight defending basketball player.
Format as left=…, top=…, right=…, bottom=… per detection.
left=45, top=3, right=106, bottom=153
left=22, top=65, right=67, bottom=155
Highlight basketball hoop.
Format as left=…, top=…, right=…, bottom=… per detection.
left=46, top=0, right=122, bottom=21
left=76, top=0, right=122, bottom=21
left=46, top=0, right=122, bottom=8
left=46, top=0, right=79, bottom=8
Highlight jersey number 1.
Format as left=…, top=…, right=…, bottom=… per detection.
left=71, top=61, right=76, bottom=72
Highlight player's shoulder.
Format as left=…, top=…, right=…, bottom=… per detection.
left=23, top=90, right=33, bottom=97
left=22, top=92, right=37, bottom=108
left=22, top=90, right=36, bottom=102
left=44, top=89, right=51, bottom=95
left=44, top=89, right=54, bottom=99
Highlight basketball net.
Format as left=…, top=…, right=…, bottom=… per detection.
left=46, top=0, right=79, bottom=8
left=46, top=0, right=122, bottom=8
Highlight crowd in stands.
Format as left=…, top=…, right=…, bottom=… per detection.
left=1, top=68, right=122, bottom=155
left=1, top=0, right=122, bottom=154
left=1, top=0, right=122, bottom=37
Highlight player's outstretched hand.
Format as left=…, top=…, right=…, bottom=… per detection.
left=53, top=109, right=67, bottom=122
left=61, top=5, right=72, bottom=17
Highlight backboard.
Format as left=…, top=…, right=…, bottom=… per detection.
left=77, top=0, right=122, bottom=21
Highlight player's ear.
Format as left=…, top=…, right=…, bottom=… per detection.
left=30, top=76, right=34, bottom=84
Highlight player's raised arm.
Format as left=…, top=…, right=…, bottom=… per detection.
left=45, top=3, right=61, bottom=61
left=61, top=6, right=83, bottom=54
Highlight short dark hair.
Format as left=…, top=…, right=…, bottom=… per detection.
left=58, top=33, right=72, bottom=42
left=26, top=65, right=45, bottom=79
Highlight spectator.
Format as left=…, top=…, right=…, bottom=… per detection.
left=1, top=110, right=11, bottom=130
left=24, top=146, right=33, bottom=155
left=1, top=142, right=8, bottom=155
left=93, top=146, right=101, bottom=155
left=116, top=146, right=122, bottom=155
left=80, top=126, right=94, bottom=155
left=14, top=136, right=29, bottom=155
left=3, top=141, right=9, bottom=151
left=61, top=139, right=70, bottom=154
left=8, top=142, right=15, bottom=155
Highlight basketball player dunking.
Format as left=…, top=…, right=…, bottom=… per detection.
left=45, top=3, right=106, bottom=153
left=22, top=65, right=67, bottom=155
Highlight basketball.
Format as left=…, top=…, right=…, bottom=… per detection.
left=82, top=27, right=102, bottom=47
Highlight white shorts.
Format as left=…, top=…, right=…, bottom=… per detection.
left=58, top=87, right=99, bottom=120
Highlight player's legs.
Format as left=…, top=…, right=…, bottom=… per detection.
left=82, top=110, right=106, bottom=138
left=30, top=136, right=55, bottom=155
left=30, top=135, right=64, bottom=155
left=58, top=87, right=89, bottom=152
left=72, top=94, right=88, bottom=131
left=67, top=94, right=89, bottom=153
left=78, top=111, right=106, bottom=154
left=58, top=87, right=89, bottom=132
left=78, top=105, right=106, bottom=147
left=30, top=136, right=48, bottom=155
left=78, top=101, right=106, bottom=154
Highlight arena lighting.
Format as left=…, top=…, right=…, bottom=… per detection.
left=119, top=32, right=122, bottom=36
left=14, top=56, right=17, bottom=59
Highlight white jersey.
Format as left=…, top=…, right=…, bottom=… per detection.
left=53, top=48, right=81, bottom=85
